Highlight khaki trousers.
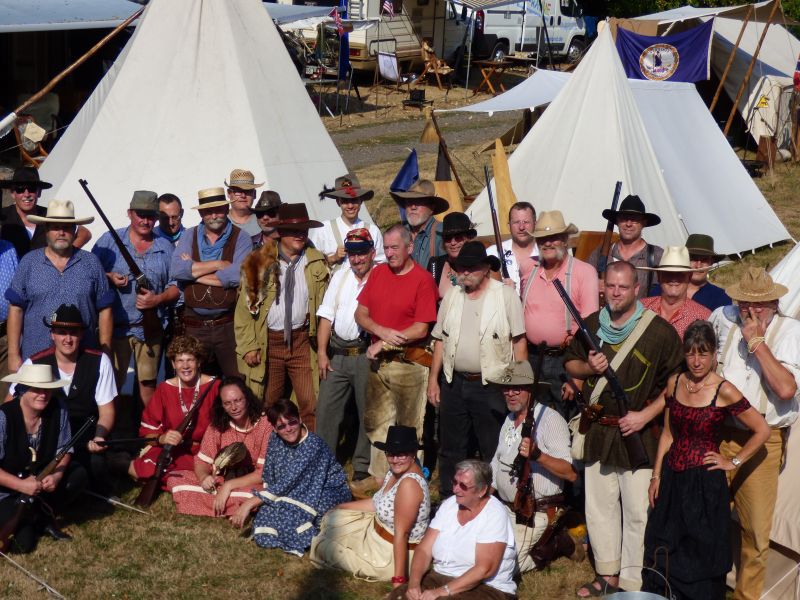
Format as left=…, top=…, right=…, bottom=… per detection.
left=721, top=426, right=785, bottom=600
left=584, top=460, right=652, bottom=592
left=501, top=504, right=548, bottom=574
left=364, top=359, right=428, bottom=478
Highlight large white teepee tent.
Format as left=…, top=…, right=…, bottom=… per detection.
left=465, top=25, right=791, bottom=256
left=39, top=0, right=353, bottom=242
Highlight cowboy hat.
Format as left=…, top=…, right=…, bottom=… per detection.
left=253, top=191, right=282, bottom=214
left=601, top=194, right=661, bottom=227
left=685, top=233, right=725, bottom=262
left=273, top=203, right=323, bottom=230
left=390, top=179, right=449, bottom=215
left=452, top=241, right=501, bottom=272
left=320, top=173, right=374, bottom=202
left=486, top=360, right=552, bottom=395
left=43, top=304, right=88, bottom=330
left=191, top=187, right=231, bottom=210
left=726, top=267, right=788, bottom=303
left=442, top=212, right=477, bottom=239
left=531, top=211, right=579, bottom=239
left=0, top=166, right=52, bottom=190
left=224, top=169, right=264, bottom=190
left=2, top=364, right=70, bottom=389
left=27, top=199, right=94, bottom=225
left=637, top=246, right=704, bottom=273
left=373, top=425, right=422, bottom=453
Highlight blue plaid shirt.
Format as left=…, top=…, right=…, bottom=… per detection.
left=0, top=240, right=18, bottom=322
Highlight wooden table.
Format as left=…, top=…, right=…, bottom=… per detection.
left=472, top=60, right=513, bottom=96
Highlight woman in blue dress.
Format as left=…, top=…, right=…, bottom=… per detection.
left=232, top=397, right=351, bottom=556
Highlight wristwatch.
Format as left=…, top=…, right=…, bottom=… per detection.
left=731, top=456, right=742, bottom=468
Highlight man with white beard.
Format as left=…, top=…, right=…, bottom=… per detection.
left=390, top=180, right=448, bottom=268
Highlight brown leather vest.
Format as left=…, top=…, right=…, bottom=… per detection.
left=184, top=226, right=241, bottom=312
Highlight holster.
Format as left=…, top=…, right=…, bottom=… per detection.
left=578, top=404, right=603, bottom=435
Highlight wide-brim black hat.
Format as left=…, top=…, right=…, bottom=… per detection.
left=43, top=304, right=88, bottom=330
left=0, top=166, right=52, bottom=190
left=442, top=212, right=477, bottom=238
left=452, top=240, right=501, bottom=272
left=601, top=194, right=661, bottom=227
left=373, top=425, right=423, bottom=453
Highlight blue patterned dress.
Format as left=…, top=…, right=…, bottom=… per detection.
left=253, top=430, right=351, bottom=556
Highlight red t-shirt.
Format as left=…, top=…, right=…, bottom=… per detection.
left=358, top=262, right=438, bottom=340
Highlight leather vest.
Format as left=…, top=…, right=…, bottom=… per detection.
left=0, top=398, right=60, bottom=492
left=184, top=227, right=241, bottom=312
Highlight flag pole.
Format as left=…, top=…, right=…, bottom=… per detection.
left=709, top=5, right=754, bottom=113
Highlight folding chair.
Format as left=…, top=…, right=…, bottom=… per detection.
left=13, top=115, right=49, bottom=168
left=417, top=40, right=453, bottom=91
left=375, top=51, right=416, bottom=93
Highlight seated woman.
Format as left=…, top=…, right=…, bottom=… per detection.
left=128, top=336, right=220, bottom=484
left=643, top=321, right=769, bottom=600
left=390, top=460, right=517, bottom=600
left=311, top=425, right=430, bottom=584
left=233, top=398, right=350, bottom=556
left=0, top=364, right=87, bottom=552
left=168, top=376, right=272, bottom=518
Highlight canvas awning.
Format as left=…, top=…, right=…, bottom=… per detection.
left=455, top=0, right=523, bottom=11
left=633, top=0, right=785, bottom=25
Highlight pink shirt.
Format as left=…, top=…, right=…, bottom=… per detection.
left=641, top=296, right=710, bottom=339
left=522, top=257, right=599, bottom=346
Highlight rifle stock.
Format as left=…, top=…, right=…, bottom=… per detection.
left=483, top=166, right=510, bottom=279
left=552, top=279, right=648, bottom=469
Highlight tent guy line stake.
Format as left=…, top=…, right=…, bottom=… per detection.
left=0, top=551, right=66, bottom=599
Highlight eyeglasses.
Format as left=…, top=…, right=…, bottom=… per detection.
left=275, top=418, right=300, bottom=432
left=451, top=478, right=476, bottom=492
left=13, top=186, right=36, bottom=194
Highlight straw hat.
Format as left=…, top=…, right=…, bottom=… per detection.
left=390, top=179, right=449, bottom=215
left=320, top=173, right=374, bottom=202
left=2, top=364, right=70, bottom=389
left=531, top=210, right=578, bottom=239
left=192, top=187, right=231, bottom=210
left=638, top=246, right=704, bottom=273
left=726, top=267, right=788, bottom=303
left=27, top=199, right=94, bottom=225
left=224, top=169, right=264, bottom=190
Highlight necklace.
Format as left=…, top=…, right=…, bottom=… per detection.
left=232, top=417, right=256, bottom=441
left=177, top=377, right=202, bottom=415
left=684, top=372, right=712, bottom=394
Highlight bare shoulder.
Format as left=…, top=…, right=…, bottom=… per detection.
left=715, top=380, right=745, bottom=407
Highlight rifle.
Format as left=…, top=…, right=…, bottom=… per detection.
left=135, top=378, right=217, bottom=507
left=512, top=342, right=546, bottom=522
left=552, top=279, right=649, bottom=469
left=483, top=165, right=510, bottom=280
left=597, top=181, right=622, bottom=306
left=0, top=416, right=96, bottom=553
left=78, top=179, right=162, bottom=341
left=95, top=436, right=159, bottom=447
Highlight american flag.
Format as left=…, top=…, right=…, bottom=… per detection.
left=381, top=0, right=394, bottom=19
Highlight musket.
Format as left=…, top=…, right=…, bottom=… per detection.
left=552, top=279, right=649, bottom=469
left=512, top=342, right=546, bottom=523
left=483, top=165, right=510, bottom=280
left=597, top=181, right=622, bottom=306
left=78, top=179, right=162, bottom=341
left=0, top=417, right=96, bottom=553
left=135, top=378, right=217, bottom=508
left=95, top=437, right=159, bottom=448
left=84, top=490, right=150, bottom=515
left=0, top=551, right=66, bottom=599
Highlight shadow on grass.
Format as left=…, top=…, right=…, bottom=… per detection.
left=289, top=565, right=388, bottom=600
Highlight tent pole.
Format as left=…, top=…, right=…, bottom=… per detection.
left=465, top=17, right=474, bottom=97
left=430, top=111, right=468, bottom=196
left=709, top=4, right=753, bottom=113
left=723, top=0, right=780, bottom=137
left=0, top=7, right=144, bottom=139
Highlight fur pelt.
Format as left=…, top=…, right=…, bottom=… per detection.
left=241, top=240, right=279, bottom=315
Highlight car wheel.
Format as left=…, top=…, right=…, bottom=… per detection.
left=567, top=38, right=587, bottom=64
left=491, top=42, right=509, bottom=61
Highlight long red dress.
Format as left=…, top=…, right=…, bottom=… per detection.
left=167, top=416, right=273, bottom=517
left=131, top=378, right=220, bottom=481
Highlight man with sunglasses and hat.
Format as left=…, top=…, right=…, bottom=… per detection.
left=224, top=168, right=263, bottom=237
left=316, top=228, right=376, bottom=487
left=92, top=191, right=179, bottom=406
left=313, top=173, right=384, bottom=270
left=391, top=180, right=448, bottom=268
left=710, top=267, right=800, bottom=600
left=170, top=187, right=251, bottom=377
left=0, top=167, right=91, bottom=259
left=251, top=190, right=283, bottom=249
left=10, top=305, right=117, bottom=495
left=428, top=241, right=527, bottom=498
left=6, top=200, right=114, bottom=374
left=234, top=203, right=328, bottom=429
left=587, top=194, right=663, bottom=299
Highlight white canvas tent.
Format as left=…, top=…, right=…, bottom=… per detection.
left=38, top=0, right=355, bottom=242
left=460, top=26, right=791, bottom=256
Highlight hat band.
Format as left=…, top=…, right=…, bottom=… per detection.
left=335, top=186, right=360, bottom=198
left=738, top=288, right=779, bottom=298
left=228, top=179, right=256, bottom=186
left=279, top=218, right=312, bottom=224
left=45, top=215, right=78, bottom=220
left=199, top=196, right=226, bottom=203
left=50, top=320, right=84, bottom=328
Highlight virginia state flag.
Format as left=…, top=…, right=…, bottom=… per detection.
left=616, top=19, right=714, bottom=82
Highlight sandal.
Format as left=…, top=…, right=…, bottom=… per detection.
left=576, top=575, right=619, bottom=598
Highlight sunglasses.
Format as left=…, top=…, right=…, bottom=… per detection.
left=451, top=478, right=476, bottom=492
left=13, top=186, right=37, bottom=194
left=444, top=234, right=469, bottom=243
left=275, top=418, right=300, bottom=432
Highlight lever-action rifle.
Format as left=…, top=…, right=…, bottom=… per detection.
left=484, top=165, right=510, bottom=280
left=553, top=279, right=648, bottom=469
left=597, top=181, right=622, bottom=306
left=512, top=342, right=546, bottom=522
left=135, top=378, right=217, bottom=507
left=0, top=416, right=96, bottom=552
left=78, top=179, right=162, bottom=341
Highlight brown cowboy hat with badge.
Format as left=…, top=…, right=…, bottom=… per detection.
left=726, top=267, right=788, bottom=303
left=191, top=187, right=231, bottom=210
left=390, top=179, right=449, bottom=215
left=224, top=169, right=264, bottom=190
left=320, top=173, right=374, bottom=202
left=273, top=203, right=323, bottom=230
left=601, top=194, right=661, bottom=227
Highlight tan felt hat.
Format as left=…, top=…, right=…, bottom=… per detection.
left=27, top=199, right=94, bottom=225
left=726, top=267, right=788, bottom=303
left=638, top=246, right=704, bottom=273
left=531, top=210, right=578, bottom=238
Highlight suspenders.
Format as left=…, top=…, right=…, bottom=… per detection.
left=521, top=254, right=575, bottom=336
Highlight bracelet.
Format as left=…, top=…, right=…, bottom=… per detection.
left=747, top=336, right=765, bottom=353
left=650, top=475, right=660, bottom=481
left=391, top=576, right=408, bottom=584
left=443, top=584, right=452, bottom=596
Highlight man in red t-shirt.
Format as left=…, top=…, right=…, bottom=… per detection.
left=355, top=224, right=438, bottom=488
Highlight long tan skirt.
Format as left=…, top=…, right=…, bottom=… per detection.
left=310, top=509, right=415, bottom=582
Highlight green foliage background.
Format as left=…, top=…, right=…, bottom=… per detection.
left=604, top=0, right=800, bottom=22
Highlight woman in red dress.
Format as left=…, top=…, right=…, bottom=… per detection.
left=169, top=376, right=272, bottom=518
left=128, top=336, right=219, bottom=483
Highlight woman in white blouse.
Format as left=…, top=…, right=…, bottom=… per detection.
left=391, top=459, right=517, bottom=600
left=310, top=426, right=430, bottom=586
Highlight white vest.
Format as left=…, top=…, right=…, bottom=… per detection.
left=439, top=279, right=513, bottom=385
